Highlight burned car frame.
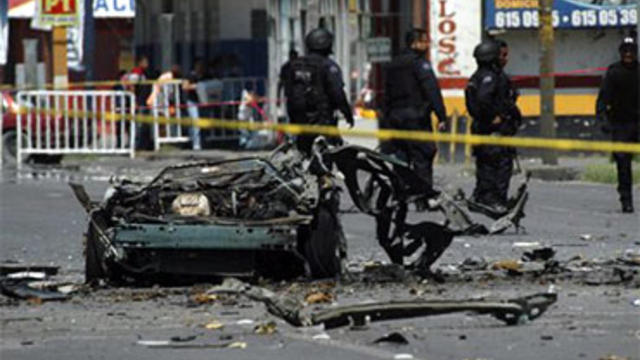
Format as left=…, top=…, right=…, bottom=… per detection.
left=71, top=141, right=528, bottom=283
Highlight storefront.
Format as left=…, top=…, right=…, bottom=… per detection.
left=267, top=0, right=416, bottom=108
left=1, top=0, right=135, bottom=85
left=266, top=0, right=485, bottom=114
left=133, top=0, right=268, bottom=80
left=485, top=0, right=639, bottom=118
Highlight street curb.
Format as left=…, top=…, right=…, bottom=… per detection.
left=526, top=166, right=581, bottom=182
left=136, top=149, right=272, bottom=162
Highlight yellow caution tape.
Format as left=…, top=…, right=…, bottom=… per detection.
left=14, top=107, right=640, bottom=154
left=134, top=112, right=640, bottom=154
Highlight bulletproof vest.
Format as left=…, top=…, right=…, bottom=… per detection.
left=608, top=62, right=639, bottom=124
left=385, top=54, right=426, bottom=109
left=466, top=65, right=521, bottom=135
left=464, top=72, right=482, bottom=121
left=285, top=56, right=331, bottom=124
left=465, top=68, right=498, bottom=135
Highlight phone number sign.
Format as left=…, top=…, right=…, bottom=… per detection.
left=485, top=0, right=638, bottom=29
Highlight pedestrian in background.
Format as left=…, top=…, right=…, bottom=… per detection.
left=465, top=40, right=522, bottom=217
left=596, top=36, right=639, bottom=214
left=144, top=65, right=183, bottom=150
left=146, top=64, right=182, bottom=110
left=381, top=28, right=447, bottom=192
left=183, top=58, right=207, bottom=150
left=128, top=55, right=154, bottom=150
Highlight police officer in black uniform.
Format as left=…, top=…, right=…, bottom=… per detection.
left=284, top=28, right=354, bottom=156
left=596, top=36, right=639, bottom=213
left=382, top=28, right=447, bottom=191
left=465, top=40, right=522, bottom=216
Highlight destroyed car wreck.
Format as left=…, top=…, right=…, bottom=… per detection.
left=71, top=141, right=529, bottom=283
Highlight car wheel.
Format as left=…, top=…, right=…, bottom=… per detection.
left=2, top=130, right=23, bottom=165
left=1, top=130, right=63, bottom=165
left=302, top=205, right=344, bottom=279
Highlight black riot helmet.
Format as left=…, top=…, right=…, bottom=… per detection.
left=619, top=36, right=638, bottom=55
left=473, top=40, right=500, bottom=64
left=305, top=28, right=334, bottom=55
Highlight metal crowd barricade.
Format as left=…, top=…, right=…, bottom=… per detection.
left=151, top=81, right=189, bottom=150
left=16, top=90, right=135, bottom=166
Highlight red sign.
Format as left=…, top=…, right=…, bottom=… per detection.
left=35, top=0, right=80, bottom=27
left=41, top=0, right=77, bottom=15
left=430, top=0, right=481, bottom=81
left=435, top=0, right=461, bottom=76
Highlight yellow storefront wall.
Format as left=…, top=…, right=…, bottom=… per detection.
left=443, top=94, right=597, bottom=117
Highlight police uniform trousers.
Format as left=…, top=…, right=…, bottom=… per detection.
left=381, top=107, right=437, bottom=190
left=290, top=112, right=342, bottom=157
left=473, top=144, right=514, bottom=206
left=612, top=122, right=639, bottom=205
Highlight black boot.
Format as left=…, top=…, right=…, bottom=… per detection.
left=622, top=201, right=634, bottom=214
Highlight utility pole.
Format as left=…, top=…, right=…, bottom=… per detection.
left=538, top=0, right=557, bottom=165
left=52, top=26, right=68, bottom=88
left=83, top=0, right=94, bottom=83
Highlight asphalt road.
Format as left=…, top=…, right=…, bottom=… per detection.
left=1, top=156, right=639, bottom=360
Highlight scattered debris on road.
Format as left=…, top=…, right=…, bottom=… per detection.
left=491, top=259, right=523, bottom=272
left=373, top=332, right=410, bottom=345
left=522, top=247, right=556, bottom=262
left=0, top=264, right=81, bottom=303
left=136, top=338, right=247, bottom=349
left=192, top=293, right=219, bottom=304
left=254, top=321, right=277, bottom=335
left=0, top=264, right=59, bottom=276
left=204, top=320, right=224, bottom=330
left=0, top=278, right=70, bottom=302
left=599, top=355, right=630, bottom=360
left=393, top=353, right=414, bottom=360
left=304, top=291, right=334, bottom=304
left=207, top=278, right=557, bottom=328
left=619, top=249, right=640, bottom=266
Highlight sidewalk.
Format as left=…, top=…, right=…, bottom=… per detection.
left=97, top=148, right=616, bottom=180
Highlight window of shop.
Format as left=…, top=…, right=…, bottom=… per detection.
left=349, top=0, right=405, bottom=106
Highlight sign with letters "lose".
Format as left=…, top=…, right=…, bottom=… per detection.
left=430, top=0, right=481, bottom=79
